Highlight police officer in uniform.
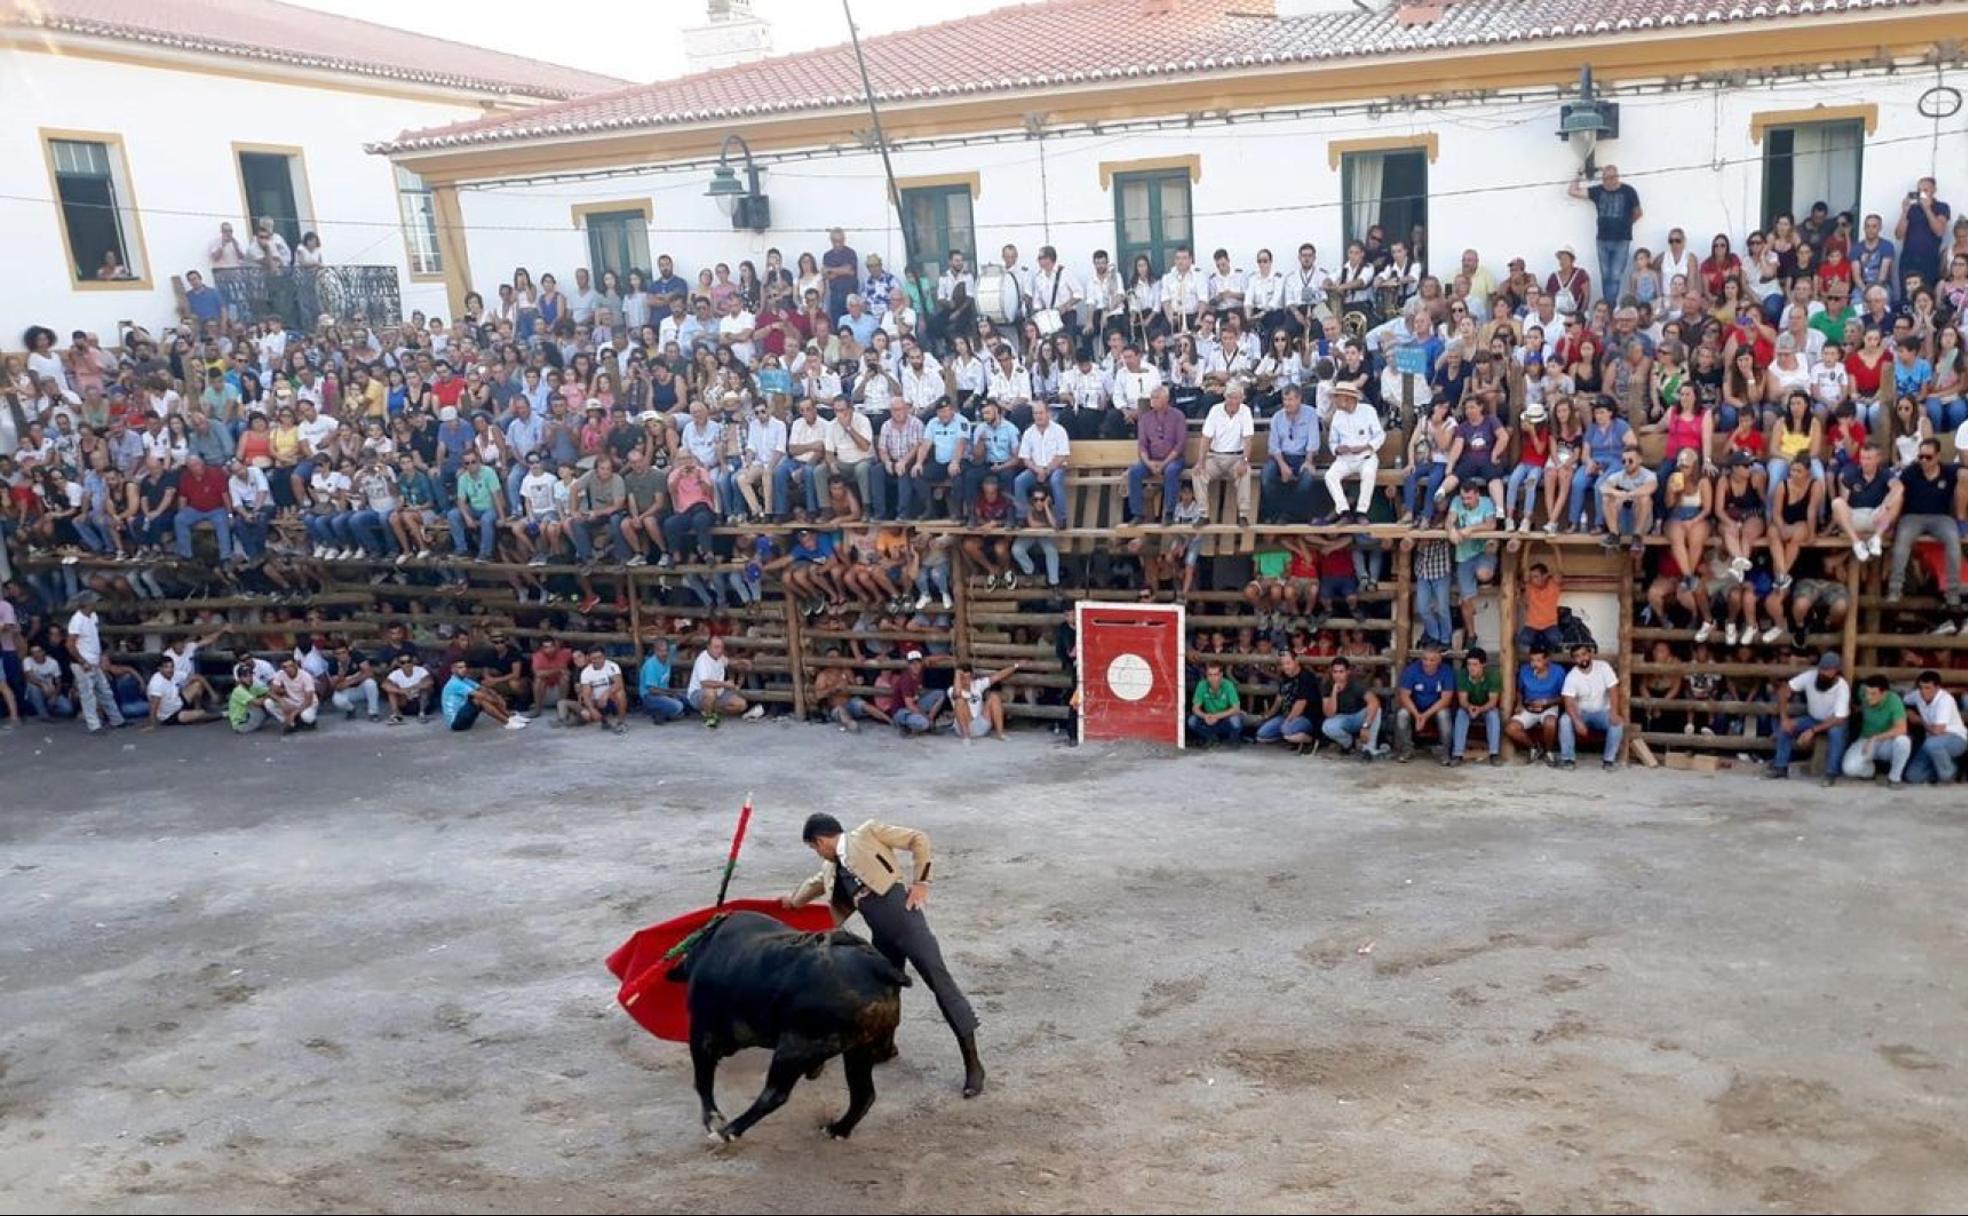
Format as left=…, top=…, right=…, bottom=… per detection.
left=784, top=813, right=986, bottom=1098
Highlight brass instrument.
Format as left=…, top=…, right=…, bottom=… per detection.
left=1341, top=310, right=1370, bottom=339
left=1374, top=280, right=1403, bottom=321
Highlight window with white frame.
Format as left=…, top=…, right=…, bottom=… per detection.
left=47, top=136, right=145, bottom=283
left=396, top=167, right=444, bottom=277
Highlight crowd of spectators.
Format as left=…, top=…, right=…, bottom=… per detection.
left=2, top=171, right=1964, bottom=778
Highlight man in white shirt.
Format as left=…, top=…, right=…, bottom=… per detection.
left=383, top=652, right=434, bottom=722
left=1084, top=250, right=1125, bottom=347
left=1282, top=243, right=1332, bottom=337
left=1905, top=669, right=1968, bottom=784
left=250, top=218, right=291, bottom=269
left=1322, top=382, right=1386, bottom=522
left=738, top=401, right=788, bottom=519
left=266, top=655, right=320, bottom=734
left=66, top=591, right=123, bottom=732
left=1206, top=248, right=1248, bottom=320
left=899, top=350, right=947, bottom=415
left=1028, top=244, right=1082, bottom=342
left=569, top=268, right=601, bottom=326
left=1011, top=401, right=1070, bottom=526
left=1161, top=247, right=1204, bottom=333
left=208, top=222, right=249, bottom=269
left=1768, top=652, right=1851, bottom=785
left=718, top=294, right=757, bottom=365
left=1193, top=384, right=1255, bottom=525
left=1556, top=642, right=1625, bottom=770
left=1109, top=344, right=1163, bottom=419
left=1059, top=352, right=1111, bottom=440
left=687, top=635, right=752, bottom=721
left=826, top=397, right=875, bottom=507
left=142, top=655, right=214, bottom=728
left=575, top=650, right=629, bottom=734
left=786, top=398, right=831, bottom=517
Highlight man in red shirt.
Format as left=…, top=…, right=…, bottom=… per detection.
left=431, top=360, right=467, bottom=409
left=172, top=452, right=237, bottom=563
left=754, top=279, right=802, bottom=359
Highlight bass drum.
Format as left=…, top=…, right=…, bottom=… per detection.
left=975, top=263, right=1019, bottom=325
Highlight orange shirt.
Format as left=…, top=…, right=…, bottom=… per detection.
left=1525, top=577, right=1562, bottom=630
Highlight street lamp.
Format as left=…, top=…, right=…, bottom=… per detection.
left=1557, top=65, right=1619, bottom=174
left=706, top=133, right=769, bottom=231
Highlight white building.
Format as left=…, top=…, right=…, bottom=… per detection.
left=376, top=0, right=1968, bottom=318
left=0, top=0, right=623, bottom=344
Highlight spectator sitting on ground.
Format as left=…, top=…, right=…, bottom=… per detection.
left=440, top=658, right=527, bottom=732
left=950, top=660, right=1021, bottom=742
left=1256, top=651, right=1320, bottom=748
left=1452, top=646, right=1504, bottom=766
left=1768, top=652, right=1852, bottom=786
left=687, top=634, right=755, bottom=725
left=1904, top=669, right=1967, bottom=783
left=637, top=637, right=685, bottom=723
left=1187, top=660, right=1243, bottom=746
left=1319, top=654, right=1383, bottom=758
left=1844, top=672, right=1912, bottom=785
left=266, top=656, right=319, bottom=735
left=383, top=651, right=433, bottom=724
left=1556, top=641, right=1624, bottom=770
left=1505, top=643, right=1567, bottom=764
left=1393, top=640, right=1456, bottom=762
left=227, top=660, right=271, bottom=734
left=576, top=648, right=629, bottom=735
left=888, top=649, right=945, bottom=736
left=142, top=654, right=217, bottom=729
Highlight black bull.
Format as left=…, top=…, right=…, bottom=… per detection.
left=667, top=911, right=910, bottom=1141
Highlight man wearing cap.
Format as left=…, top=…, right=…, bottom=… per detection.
left=1322, top=380, right=1385, bottom=524
left=1546, top=245, right=1592, bottom=316
left=1768, top=652, right=1852, bottom=785
left=888, top=650, right=945, bottom=735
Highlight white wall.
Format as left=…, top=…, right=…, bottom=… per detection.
left=0, top=49, right=482, bottom=345
left=453, top=66, right=1966, bottom=303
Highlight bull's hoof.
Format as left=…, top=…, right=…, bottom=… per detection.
left=962, top=1064, right=987, bottom=1099
left=823, top=1120, right=854, bottom=1140
left=706, top=1127, right=737, bottom=1149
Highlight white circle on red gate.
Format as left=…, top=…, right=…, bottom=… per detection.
left=1105, top=653, right=1154, bottom=702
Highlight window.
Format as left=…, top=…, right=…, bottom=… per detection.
left=1761, top=119, right=1863, bottom=229
left=45, top=133, right=146, bottom=285
left=900, top=185, right=975, bottom=279
left=235, top=147, right=314, bottom=249
left=396, top=167, right=443, bottom=278
left=1341, top=147, right=1428, bottom=261
left=1112, top=170, right=1192, bottom=280
left=583, top=209, right=652, bottom=281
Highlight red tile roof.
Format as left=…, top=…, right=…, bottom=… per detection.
left=2, top=0, right=628, bottom=101
left=378, top=0, right=1958, bottom=153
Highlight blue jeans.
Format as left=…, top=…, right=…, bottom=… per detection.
left=446, top=507, right=498, bottom=558
left=74, top=517, right=114, bottom=552
left=1570, top=466, right=1611, bottom=527
left=1257, top=713, right=1314, bottom=744
left=1128, top=458, right=1185, bottom=523
left=175, top=506, right=234, bottom=560
left=893, top=688, right=946, bottom=734
left=23, top=684, right=74, bottom=719
left=1403, top=461, right=1446, bottom=518
left=1322, top=708, right=1382, bottom=751
left=641, top=691, right=685, bottom=722
left=570, top=511, right=625, bottom=563
left=1772, top=714, right=1847, bottom=775
left=1597, top=238, right=1631, bottom=306
left=1905, top=732, right=1967, bottom=784
left=1012, top=535, right=1060, bottom=584
left=1454, top=706, right=1501, bottom=757
left=1012, top=467, right=1068, bottom=523
left=1559, top=708, right=1625, bottom=762
left=770, top=462, right=798, bottom=519
left=1187, top=712, right=1244, bottom=745
left=1517, top=624, right=1566, bottom=653
left=1926, top=397, right=1968, bottom=432
left=1260, top=453, right=1316, bottom=521
left=305, top=512, right=339, bottom=548
left=234, top=506, right=275, bottom=557
left=1505, top=463, right=1542, bottom=520
left=870, top=464, right=925, bottom=520
left=1415, top=574, right=1452, bottom=647
left=348, top=509, right=394, bottom=556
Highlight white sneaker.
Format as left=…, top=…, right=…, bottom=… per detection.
left=1935, top=619, right=1960, bottom=637
left=915, top=593, right=932, bottom=610
left=742, top=705, right=765, bottom=720
left=1724, top=622, right=1739, bottom=646
left=503, top=717, right=529, bottom=730
left=1543, top=521, right=1558, bottom=535
left=1694, top=621, right=1713, bottom=644
left=940, top=590, right=953, bottom=610
left=1852, top=539, right=1870, bottom=561
left=1867, top=533, right=1883, bottom=558
left=1760, top=624, right=1783, bottom=644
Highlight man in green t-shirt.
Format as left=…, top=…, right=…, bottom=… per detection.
left=1187, top=661, right=1243, bottom=747
left=1841, top=674, right=1911, bottom=784
left=226, top=660, right=270, bottom=734
left=1451, top=646, right=1504, bottom=765
left=446, top=451, right=506, bottom=561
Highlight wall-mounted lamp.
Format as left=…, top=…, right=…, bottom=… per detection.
left=1557, top=65, right=1619, bottom=174
left=706, top=133, right=770, bottom=231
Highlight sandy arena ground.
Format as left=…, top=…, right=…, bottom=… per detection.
left=2, top=719, right=1966, bottom=1214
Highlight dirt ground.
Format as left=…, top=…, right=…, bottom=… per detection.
left=2, top=719, right=1965, bottom=1214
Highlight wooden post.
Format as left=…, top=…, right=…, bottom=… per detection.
left=1392, top=538, right=1413, bottom=662
left=1616, top=546, right=1635, bottom=764
left=627, top=569, right=644, bottom=661
left=951, top=546, right=974, bottom=667
left=1499, top=538, right=1521, bottom=759
left=782, top=588, right=808, bottom=720
left=1841, top=547, right=1861, bottom=679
